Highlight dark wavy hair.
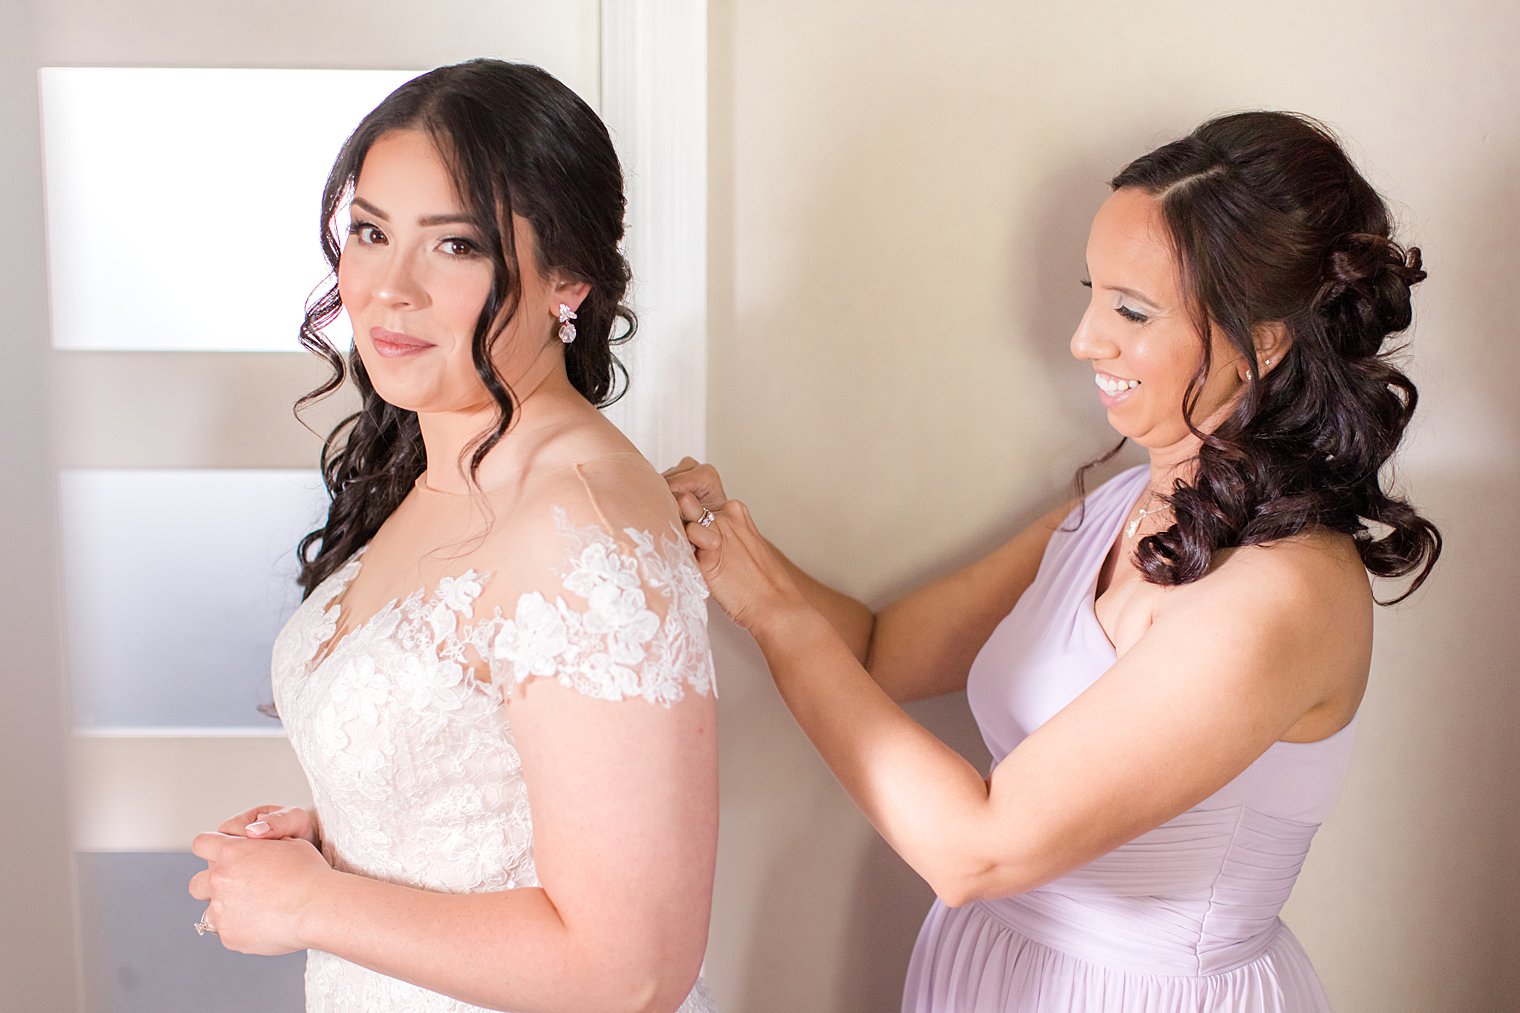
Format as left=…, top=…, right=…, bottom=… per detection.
left=294, top=60, right=635, bottom=597
left=1084, top=111, right=1440, bottom=603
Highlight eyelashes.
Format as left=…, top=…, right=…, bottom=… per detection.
left=1079, top=278, right=1151, bottom=324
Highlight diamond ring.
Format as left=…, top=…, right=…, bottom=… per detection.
left=697, top=507, right=715, bottom=528
left=194, top=919, right=217, bottom=936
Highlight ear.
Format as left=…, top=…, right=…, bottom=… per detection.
left=1250, top=321, right=1292, bottom=378
left=549, top=274, right=592, bottom=316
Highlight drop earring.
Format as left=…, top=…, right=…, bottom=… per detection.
left=557, top=303, right=577, bottom=344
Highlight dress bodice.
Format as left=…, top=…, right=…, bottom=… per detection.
left=271, top=468, right=718, bottom=1012
left=962, top=464, right=1357, bottom=977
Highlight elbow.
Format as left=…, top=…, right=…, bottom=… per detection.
left=597, top=943, right=704, bottom=1013
left=622, top=969, right=700, bottom=1013
left=926, top=847, right=1043, bottom=909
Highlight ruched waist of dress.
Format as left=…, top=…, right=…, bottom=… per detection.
left=970, top=891, right=1285, bottom=977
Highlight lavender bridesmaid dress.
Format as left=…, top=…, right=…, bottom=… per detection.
left=903, top=465, right=1353, bottom=1011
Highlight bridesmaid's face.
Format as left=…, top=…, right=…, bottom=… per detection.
left=338, top=129, right=562, bottom=415
left=1069, top=188, right=1247, bottom=454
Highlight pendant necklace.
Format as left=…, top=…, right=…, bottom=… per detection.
left=1126, top=494, right=1161, bottom=538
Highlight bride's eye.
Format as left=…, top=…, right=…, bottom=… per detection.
left=347, top=221, right=386, bottom=246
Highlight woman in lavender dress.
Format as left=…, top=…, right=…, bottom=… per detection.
left=668, top=112, right=1440, bottom=1010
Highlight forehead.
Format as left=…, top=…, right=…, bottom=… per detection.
left=354, top=128, right=461, bottom=208
left=1086, top=187, right=1182, bottom=299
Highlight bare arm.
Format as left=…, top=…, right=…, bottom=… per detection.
left=864, top=501, right=1073, bottom=701
left=666, top=457, right=1071, bottom=701
left=686, top=500, right=1368, bottom=906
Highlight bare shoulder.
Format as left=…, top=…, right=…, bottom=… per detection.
left=1202, top=529, right=1369, bottom=613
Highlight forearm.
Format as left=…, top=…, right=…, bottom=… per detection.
left=768, top=539, right=874, bottom=662
left=753, top=607, right=1003, bottom=905
left=300, top=874, right=682, bottom=1013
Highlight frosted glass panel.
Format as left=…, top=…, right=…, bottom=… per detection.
left=59, top=469, right=329, bottom=728
left=77, top=851, right=305, bottom=1011
left=40, top=68, right=417, bottom=352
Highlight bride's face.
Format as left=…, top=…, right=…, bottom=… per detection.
left=338, top=129, right=560, bottom=414
left=1069, top=187, right=1247, bottom=453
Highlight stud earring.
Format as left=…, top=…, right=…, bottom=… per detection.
left=1245, top=368, right=1254, bottom=382
left=557, top=303, right=577, bottom=344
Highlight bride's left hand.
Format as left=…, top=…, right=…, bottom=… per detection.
left=188, top=832, right=332, bottom=955
left=673, top=491, right=810, bottom=636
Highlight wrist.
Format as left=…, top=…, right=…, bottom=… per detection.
left=296, top=862, right=348, bottom=951
left=752, top=600, right=833, bottom=658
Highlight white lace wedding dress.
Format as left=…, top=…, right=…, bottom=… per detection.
left=271, top=459, right=718, bottom=1012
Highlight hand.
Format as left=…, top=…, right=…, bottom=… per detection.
left=662, top=456, right=729, bottom=512
left=218, top=803, right=319, bottom=846
left=188, top=832, right=332, bottom=955
left=671, top=483, right=811, bottom=636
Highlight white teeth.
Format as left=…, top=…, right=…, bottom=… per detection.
left=1094, top=374, right=1140, bottom=395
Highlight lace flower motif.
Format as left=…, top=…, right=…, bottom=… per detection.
left=491, top=509, right=714, bottom=706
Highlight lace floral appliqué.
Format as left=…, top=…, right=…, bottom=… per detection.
left=489, top=509, right=716, bottom=706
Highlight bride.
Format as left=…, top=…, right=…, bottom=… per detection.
left=187, top=60, right=718, bottom=1013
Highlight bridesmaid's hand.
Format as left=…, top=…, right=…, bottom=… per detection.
left=217, top=803, right=319, bottom=847
left=188, top=832, right=332, bottom=956
left=662, top=456, right=730, bottom=513
left=671, top=482, right=811, bottom=637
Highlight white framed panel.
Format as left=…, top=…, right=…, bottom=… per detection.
left=601, top=0, right=709, bottom=467
left=58, top=468, right=328, bottom=729
left=40, top=68, right=418, bottom=352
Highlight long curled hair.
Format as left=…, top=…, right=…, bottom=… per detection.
left=294, top=60, right=635, bottom=597
left=1090, top=111, right=1440, bottom=603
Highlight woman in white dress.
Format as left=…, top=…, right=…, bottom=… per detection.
left=188, top=60, right=719, bottom=1013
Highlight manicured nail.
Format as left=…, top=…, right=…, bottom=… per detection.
left=246, top=821, right=271, bottom=836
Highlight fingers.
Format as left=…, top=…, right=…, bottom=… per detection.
left=243, top=806, right=309, bottom=841
left=218, top=804, right=282, bottom=837
left=663, top=458, right=726, bottom=506
left=188, top=869, right=211, bottom=901
left=191, top=832, right=235, bottom=861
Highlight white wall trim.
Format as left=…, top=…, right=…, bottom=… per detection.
left=599, top=0, right=707, bottom=468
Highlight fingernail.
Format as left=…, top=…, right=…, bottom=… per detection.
left=246, top=820, right=271, bottom=835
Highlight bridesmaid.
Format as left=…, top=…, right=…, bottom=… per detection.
left=668, top=111, right=1440, bottom=1010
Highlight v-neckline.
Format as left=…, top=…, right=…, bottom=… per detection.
left=1085, top=468, right=1153, bottom=656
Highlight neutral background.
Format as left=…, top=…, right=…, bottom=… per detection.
left=699, top=2, right=1518, bottom=1011
left=3, top=1, right=1517, bottom=1011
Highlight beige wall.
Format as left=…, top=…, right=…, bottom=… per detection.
left=702, top=1, right=1520, bottom=1010
left=1, top=1, right=80, bottom=1006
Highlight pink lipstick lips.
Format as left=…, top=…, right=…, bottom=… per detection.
left=370, top=327, right=434, bottom=358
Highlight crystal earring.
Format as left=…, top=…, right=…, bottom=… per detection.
left=1245, top=368, right=1254, bottom=382
left=557, top=303, right=577, bottom=344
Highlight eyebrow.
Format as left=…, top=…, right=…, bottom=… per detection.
left=1083, top=264, right=1161, bottom=308
left=1108, top=284, right=1160, bottom=307
left=350, top=196, right=478, bottom=228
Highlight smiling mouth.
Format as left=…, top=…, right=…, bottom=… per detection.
left=1095, top=373, right=1140, bottom=396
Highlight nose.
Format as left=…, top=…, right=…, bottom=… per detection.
left=1069, top=306, right=1117, bottom=363
left=373, top=249, right=429, bottom=310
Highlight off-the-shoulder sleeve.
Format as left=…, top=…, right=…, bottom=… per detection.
left=481, top=470, right=715, bottom=707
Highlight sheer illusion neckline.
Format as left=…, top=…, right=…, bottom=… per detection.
left=413, top=451, right=653, bottom=497
left=303, top=548, right=495, bottom=678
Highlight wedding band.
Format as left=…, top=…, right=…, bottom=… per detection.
left=697, top=507, right=715, bottom=528
left=194, top=919, right=217, bottom=936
